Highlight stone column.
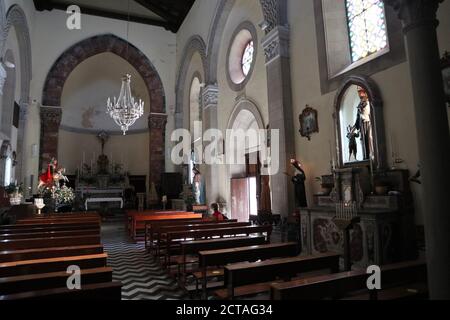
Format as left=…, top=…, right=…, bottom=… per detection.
left=261, top=23, right=296, bottom=218
left=148, top=113, right=168, bottom=198
left=201, top=84, right=220, bottom=205
left=384, top=0, right=450, bottom=299
left=39, top=106, right=62, bottom=171
left=15, top=102, right=28, bottom=184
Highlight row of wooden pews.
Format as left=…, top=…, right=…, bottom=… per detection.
left=0, top=212, right=122, bottom=300
left=134, top=212, right=429, bottom=301
left=270, top=260, right=428, bottom=300
left=127, top=210, right=203, bottom=242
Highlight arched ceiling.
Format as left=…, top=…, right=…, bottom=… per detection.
left=61, top=52, right=150, bottom=134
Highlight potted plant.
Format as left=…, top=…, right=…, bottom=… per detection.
left=5, top=182, right=23, bottom=206
left=53, top=185, right=75, bottom=212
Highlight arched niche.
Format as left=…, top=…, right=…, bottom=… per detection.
left=334, top=75, right=386, bottom=169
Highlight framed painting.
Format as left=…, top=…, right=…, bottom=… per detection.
left=299, top=105, right=319, bottom=141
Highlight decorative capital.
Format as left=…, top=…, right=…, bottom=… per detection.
left=262, top=25, right=290, bottom=65
left=148, top=113, right=167, bottom=130
left=201, top=84, right=219, bottom=110
left=40, top=106, right=62, bottom=126
left=259, top=0, right=287, bottom=35
left=383, top=0, right=444, bottom=32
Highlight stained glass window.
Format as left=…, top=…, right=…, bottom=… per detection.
left=241, top=40, right=254, bottom=76
left=346, top=0, right=388, bottom=62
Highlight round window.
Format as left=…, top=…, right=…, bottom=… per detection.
left=227, top=25, right=257, bottom=90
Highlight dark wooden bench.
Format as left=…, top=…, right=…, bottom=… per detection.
left=270, top=260, right=427, bottom=300
left=0, top=245, right=104, bottom=263
left=197, top=242, right=299, bottom=299
left=165, top=225, right=272, bottom=266
left=155, top=222, right=251, bottom=257
left=0, top=253, right=108, bottom=277
left=0, top=235, right=101, bottom=251
left=145, top=219, right=238, bottom=250
left=176, top=236, right=269, bottom=283
left=0, top=267, right=113, bottom=295
left=0, top=223, right=100, bottom=234
left=0, top=228, right=100, bottom=240
left=128, top=211, right=201, bottom=239
left=216, top=253, right=340, bottom=300
left=0, top=281, right=122, bottom=300
left=15, top=215, right=101, bottom=225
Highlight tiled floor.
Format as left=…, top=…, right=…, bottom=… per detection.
left=101, top=220, right=188, bottom=300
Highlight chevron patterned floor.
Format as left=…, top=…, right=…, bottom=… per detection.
left=101, top=220, right=188, bottom=300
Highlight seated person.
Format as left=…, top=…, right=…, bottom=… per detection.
left=210, top=203, right=227, bottom=222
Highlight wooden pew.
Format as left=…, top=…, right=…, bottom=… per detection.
left=130, top=213, right=203, bottom=241
left=197, top=242, right=299, bottom=299
left=0, top=228, right=100, bottom=240
left=0, top=235, right=101, bottom=251
left=0, top=253, right=108, bottom=277
left=145, top=219, right=238, bottom=250
left=177, top=236, right=269, bottom=283
left=155, top=222, right=251, bottom=257
left=216, top=253, right=340, bottom=300
left=0, top=223, right=100, bottom=234
left=127, top=210, right=197, bottom=235
left=0, top=267, right=113, bottom=295
left=165, top=225, right=272, bottom=266
left=0, top=281, right=122, bottom=300
left=270, top=260, right=427, bottom=300
left=15, top=213, right=101, bottom=225
left=0, top=245, right=104, bottom=263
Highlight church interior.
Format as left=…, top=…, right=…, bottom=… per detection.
left=0, top=0, right=449, bottom=301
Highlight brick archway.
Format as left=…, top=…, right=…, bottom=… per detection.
left=40, top=34, right=167, bottom=196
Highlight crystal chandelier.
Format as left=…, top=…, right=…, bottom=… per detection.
left=107, top=74, right=144, bottom=135
left=106, top=0, right=144, bottom=135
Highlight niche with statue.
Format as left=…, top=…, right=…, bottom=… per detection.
left=299, top=75, right=417, bottom=270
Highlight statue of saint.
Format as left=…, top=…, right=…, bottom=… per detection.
left=192, top=165, right=202, bottom=205
left=290, top=159, right=308, bottom=208
left=351, top=86, right=374, bottom=160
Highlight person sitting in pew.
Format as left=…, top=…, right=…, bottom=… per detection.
left=209, top=203, right=227, bottom=222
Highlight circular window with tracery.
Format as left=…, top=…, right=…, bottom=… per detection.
left=227, top=23, right=257, bottom=91
left=241, top=40, right=254, bottom=76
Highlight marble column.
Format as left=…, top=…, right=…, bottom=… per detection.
left=39, top=106, right=62, bottom=172
left=262, top=25, right=296, bottom=218
left=202, top=84, right=220, bottom=205
left=148, top=113, right=168, bottom=197
left=384, top=0, right=450, bottom=299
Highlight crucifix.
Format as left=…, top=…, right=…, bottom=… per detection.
left=97, top=131, right=110, bottom=155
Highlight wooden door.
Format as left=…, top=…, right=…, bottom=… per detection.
left=230, top=178, right=250, bottom=222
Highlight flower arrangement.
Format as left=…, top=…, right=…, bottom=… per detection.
left=38, top=158, right=75, bottom=211
left=53, top=185, right=75, bottom=206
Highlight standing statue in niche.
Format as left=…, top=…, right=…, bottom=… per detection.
left=351, top=86, right=374, bottom=160
left=192, top=165, right=202, bottom=205
left=346, top=125, right=359, bottom=162
left=290, top=159, right=308, bottom=208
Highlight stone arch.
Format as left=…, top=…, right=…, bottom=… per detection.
left=40, top=34, right=167, bottom=192
left=0, top=50, right=15, bottom=139
left=42, top=34, right=165, bottom=114
left=0, top=0, right=6, bottom=55
left=175, top=35, right=207, bottom=129
left=4, top=4, right=32, bottom=105
left=227, top=98, right=265, bottom=131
